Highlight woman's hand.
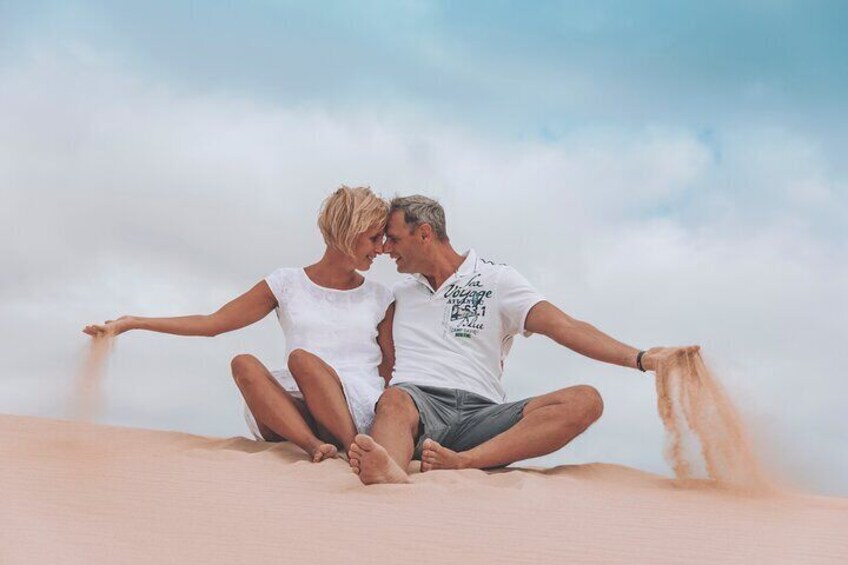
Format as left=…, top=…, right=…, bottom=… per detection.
left=83, top=315, right=136, bottom=337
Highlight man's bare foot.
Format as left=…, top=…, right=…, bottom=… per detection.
left=310, top=443, right=338, bottom=463
left=347, top=434, right=410, bottom=485
left=420, top=438, right=471, bottom=471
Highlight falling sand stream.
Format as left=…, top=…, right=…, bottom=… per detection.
left=655, top=349, right=769, bottom=490
left=70, top=336, right=114, bottom=422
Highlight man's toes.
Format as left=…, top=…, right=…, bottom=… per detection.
left=424, top=438, right=444, bottom=453
left=354, top=434, right=377, bottom=451
left=421, top=460, right=432, bottom=472
left=348, top=456, right=361, bottom=474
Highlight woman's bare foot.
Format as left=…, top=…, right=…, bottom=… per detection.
left=420, top=438, right=471, bottom=471
left=310, top=443, right=338, bottom=463
left=347, top=434, right=410, bottom=485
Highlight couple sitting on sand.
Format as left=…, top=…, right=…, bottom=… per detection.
left=85, top=186, right=696, bottom=485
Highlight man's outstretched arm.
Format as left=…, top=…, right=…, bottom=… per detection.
left=523, top=301, right=698, bottom=371
left=524, top=301, right=641, bottom=369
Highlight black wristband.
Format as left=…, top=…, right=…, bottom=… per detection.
left=636, top=350, right=646, bottom=372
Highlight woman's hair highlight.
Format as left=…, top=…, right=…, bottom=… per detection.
left=318, top=186, right=388, bottom=257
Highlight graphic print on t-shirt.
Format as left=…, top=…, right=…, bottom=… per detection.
left=442, top=273, right=494, bottom=338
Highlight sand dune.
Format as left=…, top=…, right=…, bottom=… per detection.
left=2, top=414, right=846, bottom=564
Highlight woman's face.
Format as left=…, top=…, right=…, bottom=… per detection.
left=351, top=225, right=385, bottom=271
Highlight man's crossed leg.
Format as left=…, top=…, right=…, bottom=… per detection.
left=348, top=384, right=603, bottom=485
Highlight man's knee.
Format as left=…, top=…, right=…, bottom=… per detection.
left=570, top=384, right=604, bottom=425
left=376, top=388, right=419, bottom=428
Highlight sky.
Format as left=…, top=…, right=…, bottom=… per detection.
left=1, top=1, right=846, bottom=495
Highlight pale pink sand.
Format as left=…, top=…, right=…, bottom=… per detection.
left=2, top=414, right=846, bottom=564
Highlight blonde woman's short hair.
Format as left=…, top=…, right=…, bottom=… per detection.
left=318, top=186, right=388, bottom=257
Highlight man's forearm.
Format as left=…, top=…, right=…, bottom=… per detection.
left=548, top=319, right=640, bottom=369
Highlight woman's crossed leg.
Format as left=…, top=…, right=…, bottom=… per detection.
left=231, top=353, right=337, bottom=462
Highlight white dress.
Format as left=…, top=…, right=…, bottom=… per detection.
left=244, top=267, right=394, bottom=438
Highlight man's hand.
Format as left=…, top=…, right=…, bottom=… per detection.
left=640, top=345, right=701, bottom=372
left=82, top=315, right=136, bottom=338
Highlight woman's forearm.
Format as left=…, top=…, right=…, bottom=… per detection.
left=83, top=282, right=277, bottom=339
left=130, top=315, right=218, bottom=337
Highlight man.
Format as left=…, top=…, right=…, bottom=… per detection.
left=348, top=195, right=698, bottom=484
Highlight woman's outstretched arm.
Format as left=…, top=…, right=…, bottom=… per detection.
left=376, top=302, right=395, bottom=386
left=83, top=281, right=278, bottom=338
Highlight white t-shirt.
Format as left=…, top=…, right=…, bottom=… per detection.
left=264, top=267, right=394, bottom=372
left=390, top=249, right=545, bottom=403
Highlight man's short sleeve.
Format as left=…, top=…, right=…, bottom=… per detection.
left=498, top=266, right=545, bottom=336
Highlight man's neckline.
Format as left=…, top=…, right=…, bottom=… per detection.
left=413, top=249, right=478, bottom=293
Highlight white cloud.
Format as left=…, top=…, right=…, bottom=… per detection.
left=1, top=48, right=845, bottom=495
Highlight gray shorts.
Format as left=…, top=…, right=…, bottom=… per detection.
left=391, top=383, right=530, bottom=460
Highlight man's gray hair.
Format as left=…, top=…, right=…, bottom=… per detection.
left=389, top=195, right=448, bottom=240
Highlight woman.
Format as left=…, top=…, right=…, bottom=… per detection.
left=83, top=186, right=395, bottom=463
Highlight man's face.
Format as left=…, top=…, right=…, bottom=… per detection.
left=384, top=210, right=423, bottom=274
